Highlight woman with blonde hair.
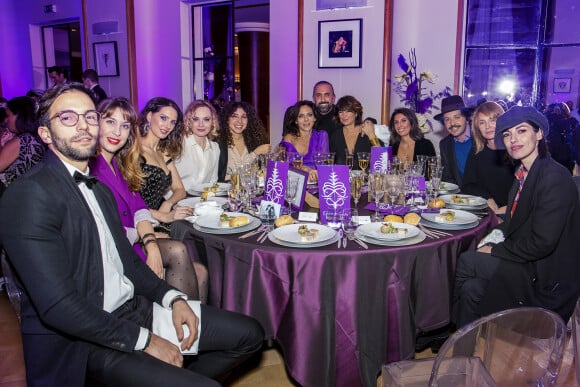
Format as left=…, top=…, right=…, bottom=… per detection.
left=90, top=97, right=207, bottom=301
left=462, top=101, right=514, bottom=214
left=175, top=100, right=220, bottom=192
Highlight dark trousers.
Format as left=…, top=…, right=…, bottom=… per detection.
left=87, top=302, right=264, bottom=387
left=452, top=250, right=502, bottom=328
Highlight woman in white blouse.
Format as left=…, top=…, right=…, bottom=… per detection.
left=217, top=101, right=271, bottom=182
left=174, top=100, right=220, bottom=193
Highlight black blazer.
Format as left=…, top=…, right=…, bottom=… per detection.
left=0, top=151, right=173, bottom=386
left=439, top=134, right=474, bottom=187
left=91, top=84, right=108, bottom=104
left=479, top=156, right=580, bottom=321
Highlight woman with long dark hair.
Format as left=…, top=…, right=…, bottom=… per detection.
left=388, top=107, right=435, bottom=163
left=217, top=101, right=271, bottom=182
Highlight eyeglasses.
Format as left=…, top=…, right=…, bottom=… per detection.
left=50, top=110, right=101, bottom=127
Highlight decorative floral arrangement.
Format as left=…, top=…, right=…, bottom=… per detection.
left=392, top=49, right=451, bottom=133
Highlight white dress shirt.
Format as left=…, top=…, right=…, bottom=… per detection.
left=175, top=136, right=220, bottom=192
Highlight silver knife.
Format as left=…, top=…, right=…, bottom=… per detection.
left=238, top=226, right=264, bottom=239
left=352, top=236, right=368, bottom=249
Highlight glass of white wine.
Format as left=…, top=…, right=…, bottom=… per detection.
left=291, top=153, right=303, bottom=170
left=350, top=171, right=363, bottom=206
left=345, top=150, right=354, bottom=170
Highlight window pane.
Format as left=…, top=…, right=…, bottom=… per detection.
left=540, top=46, right=580, bottom=107
left=463, top=48, right=536, bottom=107
left=195, top=57, right=235, bottom=101
left=466, top=0, right=541, bottom=46
left=545, top=0, right=580, bottom=44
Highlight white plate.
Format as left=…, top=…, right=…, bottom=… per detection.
left=178, top=197, right=228, bottom=207
left=354, top=229, right=427, bottom=246
left=193, top=217, right=261, bottom=235
left=444, top=202, right=488, bottom=211
left=270, top=223, right=337, bottom=245
left=440, top=194, right=486, bottom=207
left=196, top=212, right=257, bottom=230
left=191, top=182, right=230, bottom=192
left=268, top=233, right=339, bottom=248
left=357, top=222, right=420, bottom=241
left=421, top=209, right=478, bottom=225
left=420, top=218, right=479, bottom=231
left=437, top=181, right=459, bottom=192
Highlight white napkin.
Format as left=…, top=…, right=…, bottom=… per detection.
left=477, top=229, right=505, bottom=249
left=152, top=300, right=202, bottom=354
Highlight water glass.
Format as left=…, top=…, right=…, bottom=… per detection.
left=259, top=204, right=276, bottom=230
left=227, top=189, right=241, bottom=212
left=285, top=177, right=299, bottom=217
left=345, top=151, right=354, bottom=170
left=369, top=172, right=385, bottom=221
left=324, top=209, right=342, bottom=230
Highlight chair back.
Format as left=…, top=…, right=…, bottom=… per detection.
left=429, top=307, right=567, bottom=386
left=573, top=175, right=580, bottom=201
left=1, top=250, right=21, bottom=321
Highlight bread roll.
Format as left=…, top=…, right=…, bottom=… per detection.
left=403, top=212, right=420, bottom=226
left=229, top=216, right=250, bottom=227
left=274, top=215, right=294, bottom=228
left=383, top=214, right=404, bottom=223
left=428, top=198, right=445, bottom=208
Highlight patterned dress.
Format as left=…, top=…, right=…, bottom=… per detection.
left=0, top=133, right=45, bottom=186
left=139, top=160, right=173, bottom=232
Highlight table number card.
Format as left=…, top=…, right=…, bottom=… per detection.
left=370, top=146, right=392, bottom=173
left=317, top=165, right=350, bottom=223
left=264, top=160, right=289, bottom=208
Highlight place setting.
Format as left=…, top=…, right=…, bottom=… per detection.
left=419, top=208, right=480, bottom=232
left=267, top=223, right=339, bottom=248
left=354, top=221, right=426, bottom=247
left=193, top=211, right=261, bottom=235
left=187, top=182, right=231, bottom=197
left=432, top=181, right=460, bottom=194
left=439, top=193, right=488, bottom=211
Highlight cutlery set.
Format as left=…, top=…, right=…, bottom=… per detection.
left=418, top=224, right=453, bottom=239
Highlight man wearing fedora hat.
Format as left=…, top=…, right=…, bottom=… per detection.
left=434, top=95, right=474, bottom=186
left=452, top=106, right=580, bottom=327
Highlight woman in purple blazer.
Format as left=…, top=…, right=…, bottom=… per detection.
left=90, top=97, right=207, bottom=302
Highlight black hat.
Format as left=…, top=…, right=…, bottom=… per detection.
left=434, top=95, right=472, bottom=122
left=494, top=106, right=549, bottom=149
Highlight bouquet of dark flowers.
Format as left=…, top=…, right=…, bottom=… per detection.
left=392, top=48, right=451, bottom=132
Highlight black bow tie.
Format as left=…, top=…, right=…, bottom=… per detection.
left=73, top=171, right=98, bottom=189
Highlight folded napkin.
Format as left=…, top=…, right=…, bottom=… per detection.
left=364, top=203, right=410, bottom=215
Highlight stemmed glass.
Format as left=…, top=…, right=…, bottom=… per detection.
left=386, top=174, right=401, bottom=214
left=357, top=152, right=370, bottom=176
left=345, top=150, right=354, bottom=170
left=290, top=153, right=303, bottom=170
left=369, top=172, right=385, bottom=222
left=430, top=165, right=444, bottom=197
left=314, top=152, right=326, bottom=169
left=325, top=152, right=336, bottom=165
left=285, top=177, right=299, bottom=218
left=350, top=171, right=363, bottom=207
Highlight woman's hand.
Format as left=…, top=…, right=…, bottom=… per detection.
left=159, top=200, right=174, bottom=213
left=304, top=166, right=318, bottom=182
left=254, top=143, right=272, bottom=155
left=171, top=205, right=193, bottom=221
left=361, top=122, right=377, bottom=140
left=145, top=248, right=164, bottom=279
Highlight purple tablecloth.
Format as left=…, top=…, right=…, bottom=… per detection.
left=172, top=215, right=494, bottom=387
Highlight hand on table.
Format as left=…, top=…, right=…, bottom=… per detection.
left=171, top=206, right=193, bottom=221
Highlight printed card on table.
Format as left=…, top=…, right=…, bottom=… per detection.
left=263, top=160, right=289, bottom=212
left=317, top=165, right=350, bottom=223
left=370, top=146, right=392, bottom=173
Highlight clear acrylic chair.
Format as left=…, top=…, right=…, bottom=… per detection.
left=383, top=307, right=567, bottom=386
left=1, top=250, right=21, bottom=321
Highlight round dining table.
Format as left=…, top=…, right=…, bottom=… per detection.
left=172, top=207, right=495, bottom=387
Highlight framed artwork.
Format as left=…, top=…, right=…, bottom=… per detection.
left=553, top=77, right=571, bottom=93
left=93, top=41, right=119, bottom=77
left=318, top=19, right=362, bottom=68
left=288, top=168, right=309, bottom=210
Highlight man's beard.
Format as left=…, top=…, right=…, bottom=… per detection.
left=317, top=102, right=333, bottom=115
left=51, top=131, right=97, bottom=161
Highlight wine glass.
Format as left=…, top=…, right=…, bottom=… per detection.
left=290, top=153, right=303, bottom=170
left=345, top=150, right=354, bottom=170
left=386, top=174, right=401, bottom=214
left=314, top=152, right=326, bottom=168
left=350, top=171, right=363, bottom=206
left=357, top=152, right=370, bottom=174
left=430, top=165, right=444, bottom=197
left=325, top=152, right=336, bottom=165
left=369, top=172, right=385, bottom=222
left=285, top=177, right=299, bottom=218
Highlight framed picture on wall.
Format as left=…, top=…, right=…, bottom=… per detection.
left=93, top=41, right=119, bottom=77
left=553, top=77, right=571, bottom=93
left=318, top=19, right=362, bottom=68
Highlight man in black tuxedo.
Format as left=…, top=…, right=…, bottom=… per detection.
left=434, top=95, right=474, bottom=187
left=82, top=68, right=108, bottom=104
left=0, top=83, right=263, bottom=387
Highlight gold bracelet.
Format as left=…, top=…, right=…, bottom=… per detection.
left=369, top=137, right=380, bottom=146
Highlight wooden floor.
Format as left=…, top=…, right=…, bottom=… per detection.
left=0, top=289, right=577, bottom=386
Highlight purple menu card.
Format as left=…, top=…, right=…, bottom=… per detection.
left=264, top=160, right=289, bottom=206
left=317, top=165, right=350, bottom=223
left=370, top=146, right=392, bottom=173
